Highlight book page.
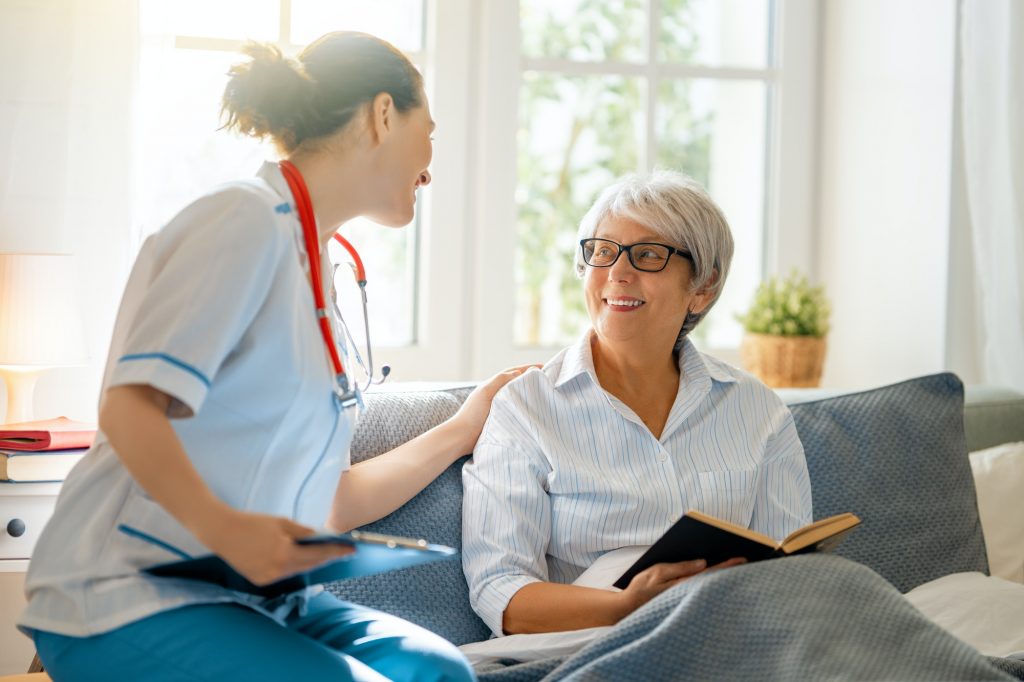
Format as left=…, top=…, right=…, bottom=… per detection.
left=780, top=513, right=861, bottom=553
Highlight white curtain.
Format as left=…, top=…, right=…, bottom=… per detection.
left=0, top=0, right=138, bottom=419
left=959, top=0, right=1024, bottom=392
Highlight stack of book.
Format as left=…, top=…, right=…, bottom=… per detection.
left=0, top=417, right=95, bottom=483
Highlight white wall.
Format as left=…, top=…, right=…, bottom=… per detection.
left=816, top=0, right=958, bottom=388
left=0, top=0, right=136, bottom=423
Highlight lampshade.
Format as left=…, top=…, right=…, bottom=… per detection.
left=0, top=253, right=88, bottom=367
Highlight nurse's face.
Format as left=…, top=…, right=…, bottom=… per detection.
left=367, top=93, right=434, bottom=227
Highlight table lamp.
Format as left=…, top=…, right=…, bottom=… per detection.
left=0, top=253, right=88, bottom=425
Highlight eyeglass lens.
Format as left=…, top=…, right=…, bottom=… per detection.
left=582, top=239, right=672, bottom=272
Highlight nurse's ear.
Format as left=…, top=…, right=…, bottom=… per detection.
left=367, top=92, right=395, bottom=146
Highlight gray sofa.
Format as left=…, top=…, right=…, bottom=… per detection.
left=328, top=373, right=1024, bottom=678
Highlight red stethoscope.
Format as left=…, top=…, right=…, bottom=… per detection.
left=279, top=160, right=389, bottom=407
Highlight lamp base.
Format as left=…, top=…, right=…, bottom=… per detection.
left=0, top=366, right=44, bottom=426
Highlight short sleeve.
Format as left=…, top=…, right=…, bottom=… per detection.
left=107, top=186, right=290, bottom=417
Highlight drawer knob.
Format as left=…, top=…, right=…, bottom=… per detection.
left=6, top=518, right=26, bottom=538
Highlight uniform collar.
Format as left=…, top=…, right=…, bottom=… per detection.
left=554, top=330, right=737, bottom=390
left=256, top=161, right=292, bottom=204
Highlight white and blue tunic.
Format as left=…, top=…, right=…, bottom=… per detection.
left=20, top=162, right=359, bottom=637
left=462, top=331, right=813, bottom=636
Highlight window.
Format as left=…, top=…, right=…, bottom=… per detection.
left=473, top=0, right=817, bottom=374
left=131, top=0, right=817, bottom=381
left=514, top=0, right=773, bottom=350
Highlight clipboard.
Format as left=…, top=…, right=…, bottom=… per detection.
left=144, top=530, right=457, bottom=598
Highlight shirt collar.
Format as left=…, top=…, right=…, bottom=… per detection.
left=554, top=331, right=599, bottom=388
left=679, top=337, right=738, bottom=385
left=256, top=161, right=292, bottom=204
left=554, top=330, right=738, bottom=390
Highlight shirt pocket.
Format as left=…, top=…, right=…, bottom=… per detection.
left=693, top=469, right=758, bottom=527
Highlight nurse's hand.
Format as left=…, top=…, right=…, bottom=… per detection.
left=449, top=364, right=541, bottom=453
left=200, top=507, right=355, bottom=586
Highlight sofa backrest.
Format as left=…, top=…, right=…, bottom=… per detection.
left=963, top=385, right=1024, bottom=451
left=327, top=374, right=997, bottom=643
left=327, top=386, right=491, bottom=645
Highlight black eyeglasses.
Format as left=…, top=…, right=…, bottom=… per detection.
left=579, top=238, right=693, bottom=273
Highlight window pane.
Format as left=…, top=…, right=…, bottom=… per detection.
left=656, top=78, right=768, bottom=348
left=140, top=0, right=279, bottom=41
left=290, top=0, right=424, bottom=52
left=330, top=218, right=418, bottom=349
left=136, top=47, right=270, bottom=235
left=515, top=73, right=644, bottom=347
left=136, top=45, right=416, bottom=347
left=521, top=0, right=646, bottom=63
left=660, top=0, right=772, bottom=68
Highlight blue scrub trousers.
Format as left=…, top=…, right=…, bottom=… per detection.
left=32, top=592, right=475, bottom=682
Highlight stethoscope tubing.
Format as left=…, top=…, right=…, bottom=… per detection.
left=279, top=160, right=386, bottom=400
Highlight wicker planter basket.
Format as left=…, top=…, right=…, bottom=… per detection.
left=740, top=333, right=827, bottom=388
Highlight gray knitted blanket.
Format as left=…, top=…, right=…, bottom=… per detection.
left=478, top=555, right=1016, bottom=682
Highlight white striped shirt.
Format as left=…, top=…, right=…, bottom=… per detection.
left=462, top=332, right=812, bottom=636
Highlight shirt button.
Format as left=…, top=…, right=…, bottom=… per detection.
left=670, top=514, right=680, bottom=522
left=657, top=452, right=668, bottom=463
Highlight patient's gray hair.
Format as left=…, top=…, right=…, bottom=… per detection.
left=574, top=170, right=734, bottom=346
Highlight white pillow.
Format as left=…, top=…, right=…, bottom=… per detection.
left=969, top=441, right=1024, bottom=583
left=905, top=572, right=1024, bottom=658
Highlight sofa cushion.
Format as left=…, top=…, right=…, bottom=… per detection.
left=790, top=372, right=989, bottom=593
left=326, top=386, right=492, bottom=645
left=969, top=441, right=1024, bottom=583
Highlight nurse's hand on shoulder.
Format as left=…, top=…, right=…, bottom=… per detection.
left=449, top=364, right=541, bottom=453
left=199, top=507, right=354, bottom=586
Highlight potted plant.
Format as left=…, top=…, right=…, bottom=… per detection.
left=736, top=270, right=831, bottom=388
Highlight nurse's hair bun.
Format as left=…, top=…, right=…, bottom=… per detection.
left=221, top=32, right=424, bottom=155
left=221, top=42, right=314, bottom=153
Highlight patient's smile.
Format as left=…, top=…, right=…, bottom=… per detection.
left=604, top=296, right=646, bottom=310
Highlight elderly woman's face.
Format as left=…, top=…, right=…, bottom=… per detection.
left=584, top=215, right=712, bottom=353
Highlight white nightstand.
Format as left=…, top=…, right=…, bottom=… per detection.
left=0, top=482, right=60, bottom=675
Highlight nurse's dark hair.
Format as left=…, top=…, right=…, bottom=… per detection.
left=221, top=32, right=424, bottom=154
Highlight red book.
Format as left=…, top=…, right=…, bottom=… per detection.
left=0, top=417, right=96, bottom=452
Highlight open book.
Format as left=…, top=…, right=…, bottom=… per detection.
left=144, top=530, right=457, bottom=598
left=613, top=509, right=861, bottom=589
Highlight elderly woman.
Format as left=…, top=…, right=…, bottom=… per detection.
left=457, top=173, right=1013, bottom=682
left=462, top=170, right=811, bottom=635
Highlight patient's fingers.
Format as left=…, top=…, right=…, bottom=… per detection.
left=707, top=557, right=748, bottom=571
left=640, top=559, right=707, bottom=585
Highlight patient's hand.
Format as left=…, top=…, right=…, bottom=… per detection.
left=449, top=364, right=541, bottom=453
left=622, top=557, right=747, bottom=613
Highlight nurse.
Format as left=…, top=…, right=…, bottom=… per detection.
left=20, top=32, right=518, bottom=681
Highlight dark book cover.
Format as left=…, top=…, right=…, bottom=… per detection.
left=613, top=512, right=859, bottom=590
